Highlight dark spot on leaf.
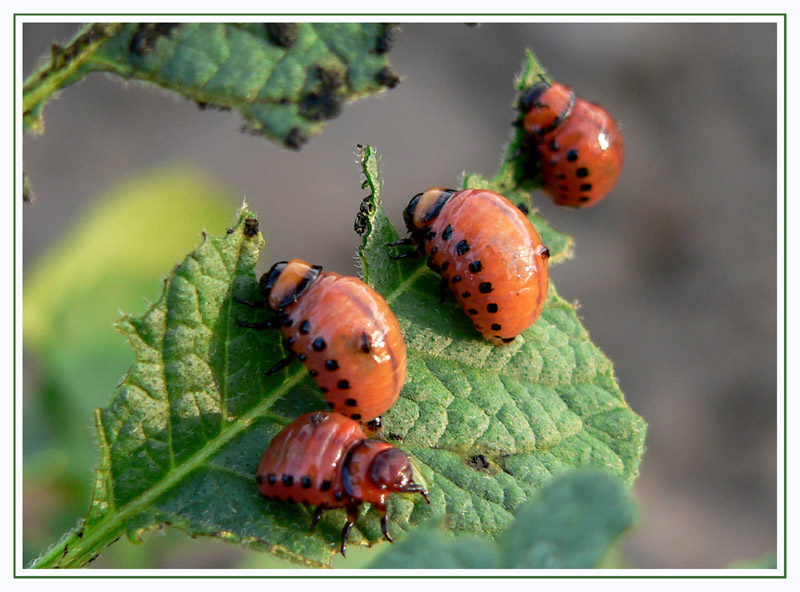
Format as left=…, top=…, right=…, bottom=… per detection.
left=130, top=23, right=181, bottom=56
left=517, top=202, right=529, bottom=214
left=375, top=23, right=396, bottom=53
left=466, top=454, right=490, bottom=472
left=284, top=127, right=308, bottom=150
left=376, top=66, right=400, bottom=88
left=386, top=432, right=404, bottom=441
left=243, top=217, right=259, bottom=237
left=299, top=91, right=342, bottom=122
left=265, top=23, right=298, bottom=48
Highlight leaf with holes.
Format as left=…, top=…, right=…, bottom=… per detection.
left=23, top=23, right=399, bottom=148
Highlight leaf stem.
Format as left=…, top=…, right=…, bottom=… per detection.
left=22, top=24, right=122, bottom=131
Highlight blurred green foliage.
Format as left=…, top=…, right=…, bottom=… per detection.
left=23, top=168, right=240, bottom=566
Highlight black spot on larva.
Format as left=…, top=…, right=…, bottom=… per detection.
left=376, top=67, right=400, bottom=88
left=549, top=160, right=558, bottom=167
left=335, top=491, right=344, bottom=501
left=451, top=275, right=462, bottom=283
left=555, top=173, right=566, bottom=180
left=321, top=387, right=329, bottom=393
left=577, top=167, right=589, bottom=178
left=284, top=127, right=308, bottom=150
left=501, top=337, right=515, bottom=344
left=327, top=401, right=336, bottom=409
left=425, top=229, right=436, bottom=241
left=456, top=240, right=470, bottom=255
left=346, top=398, right=357, bottom=407
left=286, top=496, right=295, bottom=503
left=299, top=320, right=311, bottom=334
left=468, top=308, right=478, bottom=315
left=325, top=359, right=339, bottom=371
left=579, top=196, right=591, bottom=202
left=479, top=282, right=493, bottom=294
left=558, top=185, right=569, bottom=191
left=442, top=225, right=452, bottom=240
left=351, top=413, right=362, bottom=420
left=321, top=480, right=332, bottom=491
left=580, top=183, right=592, bottom=191
left=461, top=291, right=471, bottom=298
left=517, top=202, right=529, bottom=215
left=566, top=149, right=579, bottom=162
left=361, top=333, right=371, bottom=353
left=268, top=473, right=277, bottom=485
left=283, top=474, right=294, bottom=487
left=469, top=260, right=482, bottom=273
left=299, top=353, right=308, bottom=362
left=312, top=337, right=326, bottom=351
left=549, top=140, right=560, bottom=151
left=288, top=337, right=298, bottom=347
left=430, top=246, right=439, bottom=257
left=491, top=323, right=502, bottom=331
left=487, top=303, right=498, bottom=313
left=256, top=475, right=265, bottom=484
left=265, top=23, right=298, bottom=48
left=338, top=379, right=350, bottom=390
left=283, top=318, right=293, bottom=327
left=300, top=476, right=312, bottom=489
left=466, top=454, right=490, bottom=471
left=243, top=217, right=259, bottom=237
left=308, top=369, right=318, bottom=377
left=441, top=260, right=450, bottom=271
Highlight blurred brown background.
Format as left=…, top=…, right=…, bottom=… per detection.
left=22, top=21, right=778, bottom=568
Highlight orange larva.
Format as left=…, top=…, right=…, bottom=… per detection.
left=238, top=259, right=407, bottom=425
left=520, top=81, right=624, bottom=208
left=256, top=411, right=429, bottom=555
left=394, top=188, right=549, bottom=345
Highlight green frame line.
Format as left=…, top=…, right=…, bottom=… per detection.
left=14, top=13, right=787, bottom=578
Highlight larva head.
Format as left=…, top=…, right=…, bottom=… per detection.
left=343, top=441, right=430, bottom=505
left=403, top=187, right=457, bottom=236
left=260, top=258, right=322, bottom=310
left=520, top=82, right=575, bottom=136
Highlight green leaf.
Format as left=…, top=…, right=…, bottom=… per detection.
left=368, top=470, right=636, bottom=569
left=22, top=168, right=236, bottom=565
left=23, top=23, right=399, bottom=148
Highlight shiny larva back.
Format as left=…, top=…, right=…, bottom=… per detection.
left=277, top=272, right=407, bottom=421
left=407, top=188, right=550, bottom=345
left=522, top=82, right=623, bottom=208
left=256, top=411, right=363, bottom=507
